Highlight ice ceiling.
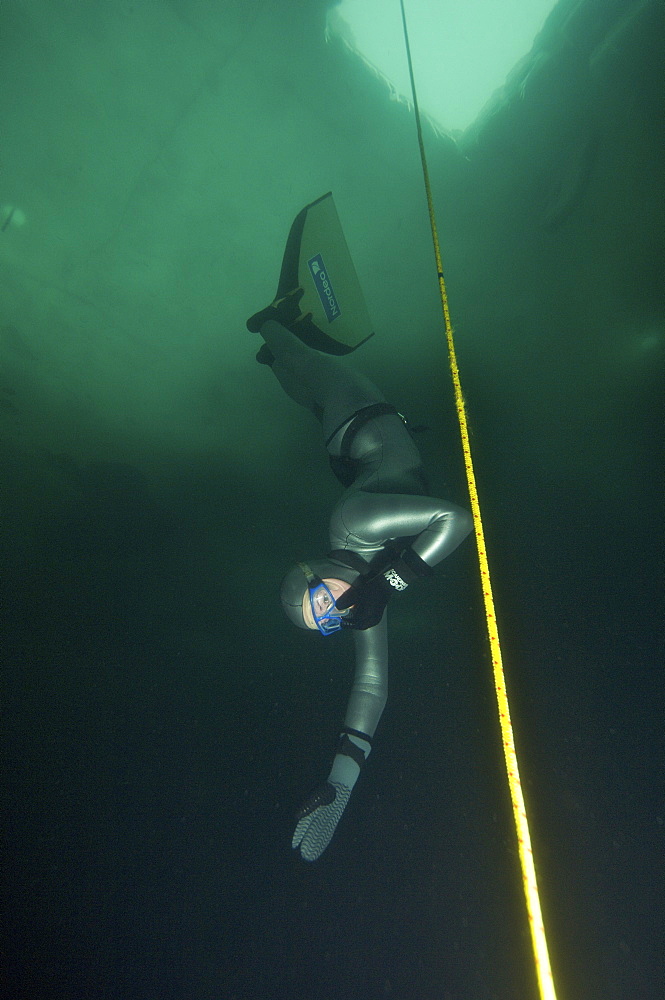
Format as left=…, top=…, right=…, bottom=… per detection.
left=329, top=0, right=556, bottom=132
left=0, top=0, right=661, bottom=501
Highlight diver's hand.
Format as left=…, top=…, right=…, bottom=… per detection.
left=292, top=732, right=372, bottom=861
left=337, top=573, right=392, bottom=630
left=292, top=781, right=353, bottom=861
left=336, top=549, right=433, bottom=630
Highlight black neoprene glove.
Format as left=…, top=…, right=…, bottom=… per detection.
left=336, top=548, right=432, bottom=630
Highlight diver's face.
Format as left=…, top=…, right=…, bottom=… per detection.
left=302, top=578, right=354, bottom=631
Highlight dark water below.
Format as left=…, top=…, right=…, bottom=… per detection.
left=2, top=410, right=661, bottom=1000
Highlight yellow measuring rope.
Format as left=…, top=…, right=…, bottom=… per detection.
left=398, top=4, right=558, bottom=999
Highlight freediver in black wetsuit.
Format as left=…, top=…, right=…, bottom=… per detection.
left=248, top=291, right=473, bottom=861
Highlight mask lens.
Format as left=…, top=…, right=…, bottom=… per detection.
left=312, top=586, right=333, bottom=615
left=309, top=582, right=343, bottom=635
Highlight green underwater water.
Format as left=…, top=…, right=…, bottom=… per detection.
left=1, top=1, right=663, bottom=998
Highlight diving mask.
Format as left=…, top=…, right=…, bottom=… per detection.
left=298, top=562, right=351, bottom=635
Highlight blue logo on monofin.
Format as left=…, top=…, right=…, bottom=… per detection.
left=307, top=254, right=341, bottom=323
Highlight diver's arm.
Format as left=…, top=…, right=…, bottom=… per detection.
left=346, top=615, right=388, bottom=736
left=332, top=493, right=472, bottom=628
left=406, top=497, right=473, bottom=567
left=292, top=616, right=387, bottom=861
left=333, top=491, right=473, bottom=568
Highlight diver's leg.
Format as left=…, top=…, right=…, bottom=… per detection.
left=257, top=320, right=385, bottom=441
